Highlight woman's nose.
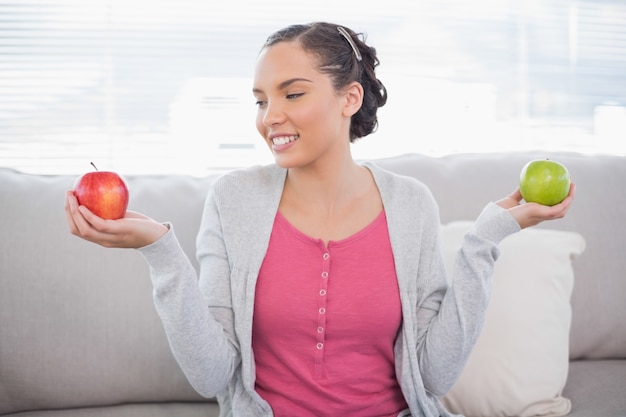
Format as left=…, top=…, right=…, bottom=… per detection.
left=262, top=101, right=285, bottom=127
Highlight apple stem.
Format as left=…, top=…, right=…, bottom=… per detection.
left=90, top=162, right=98, bottom=171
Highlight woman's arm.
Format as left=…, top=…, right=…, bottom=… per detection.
left=65, top=188, right=239, bottom=397
left=415, top=184, right=575, bottom=395
left=140, top=222, right=238, bottom=398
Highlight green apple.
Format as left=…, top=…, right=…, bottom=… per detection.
left=519, top=159, right=570, bottom=206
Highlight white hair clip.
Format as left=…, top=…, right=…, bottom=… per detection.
left=337, top=26, right=363, bottom=62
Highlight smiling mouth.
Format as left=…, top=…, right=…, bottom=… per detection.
left=272, top=135, right=299, bottom=146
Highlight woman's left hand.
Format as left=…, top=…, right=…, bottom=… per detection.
left=496, top=182, right=576, bottom=229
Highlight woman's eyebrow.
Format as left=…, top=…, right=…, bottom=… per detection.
left=253, top=77, right=313, bottom=94
left=278, top=77, right=313, bottom=90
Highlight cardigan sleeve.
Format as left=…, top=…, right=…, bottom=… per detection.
left=138, top=179, right=239, bottom=398
left=414, top=200, right=520, bottom=396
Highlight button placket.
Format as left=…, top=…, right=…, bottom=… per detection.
left=315, top=250, right=331, bottom=378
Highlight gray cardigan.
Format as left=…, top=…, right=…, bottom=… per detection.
left=139, top=162, right=520, bottom=417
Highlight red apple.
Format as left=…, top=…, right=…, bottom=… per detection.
left=519, top=159, right=570, bottom=206
left=73, top=163, right=129, bottom=220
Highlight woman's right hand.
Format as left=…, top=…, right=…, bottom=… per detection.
left=65, top=190, right=169, bottom=249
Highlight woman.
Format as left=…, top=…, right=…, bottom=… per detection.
left=66, top=22, right=574, bottom=417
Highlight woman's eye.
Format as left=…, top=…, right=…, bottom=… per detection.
left=286, top=93, right=304, bottom=100
left=255, top=100, right=267, bottom=107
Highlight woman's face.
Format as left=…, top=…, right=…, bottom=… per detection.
left=253, top=41, right=354, bottom=169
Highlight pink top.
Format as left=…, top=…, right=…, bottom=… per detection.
left=252, top=211, right=408, bottom=417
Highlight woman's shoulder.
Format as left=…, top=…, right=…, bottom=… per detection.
left=364, top=160, right=433, bottom=196
left=364, top=160, right=441, bottom=233
left=211, top=164, right=286, bottom=195
left=217, top=163, right=283, bottom=182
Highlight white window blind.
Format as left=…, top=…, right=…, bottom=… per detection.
left=1, top=0, right=625, bottom=175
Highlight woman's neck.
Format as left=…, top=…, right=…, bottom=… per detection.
left=283, top=158, right=372, bottom=215
left=278, top=156, right=382, bottom=246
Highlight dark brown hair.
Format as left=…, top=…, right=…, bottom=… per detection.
left=263, top=22, right=388, bottom=142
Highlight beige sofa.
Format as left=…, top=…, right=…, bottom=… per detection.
left=1, top=152, right=625, bottom=417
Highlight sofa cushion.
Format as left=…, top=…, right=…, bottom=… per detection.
left=563, top=360, right=626, bottom=417
left=439, top=221, right=585, bottom=417
left=0, top=403, right=220, bottom=417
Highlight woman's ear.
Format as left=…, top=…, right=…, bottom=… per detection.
left=342, top=81, right=364, bottom=118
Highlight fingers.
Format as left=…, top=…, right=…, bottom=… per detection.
left=567, top=182, right=576, bottom=200
left=508, top=187, right=523, bottom=202
left=65, top=191, right=168, bottom=249
left=65, top=191, right=79, bottom=235
left=65, top=191, right=103, bottom=242
left=65, top=191, right=119, bottom=245
left=546, top=182, right=576, bottom=219
left=542, top=182, right=576, bottom=215
left=510, top=181, right=576, bottom=228
left=65, top=191, right=97, bottom=238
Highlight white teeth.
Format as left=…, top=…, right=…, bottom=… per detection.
left=272, top=135, right=299, bottom=145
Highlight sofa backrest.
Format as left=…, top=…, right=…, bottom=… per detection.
left=1, top=151, right=624, bottom=414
